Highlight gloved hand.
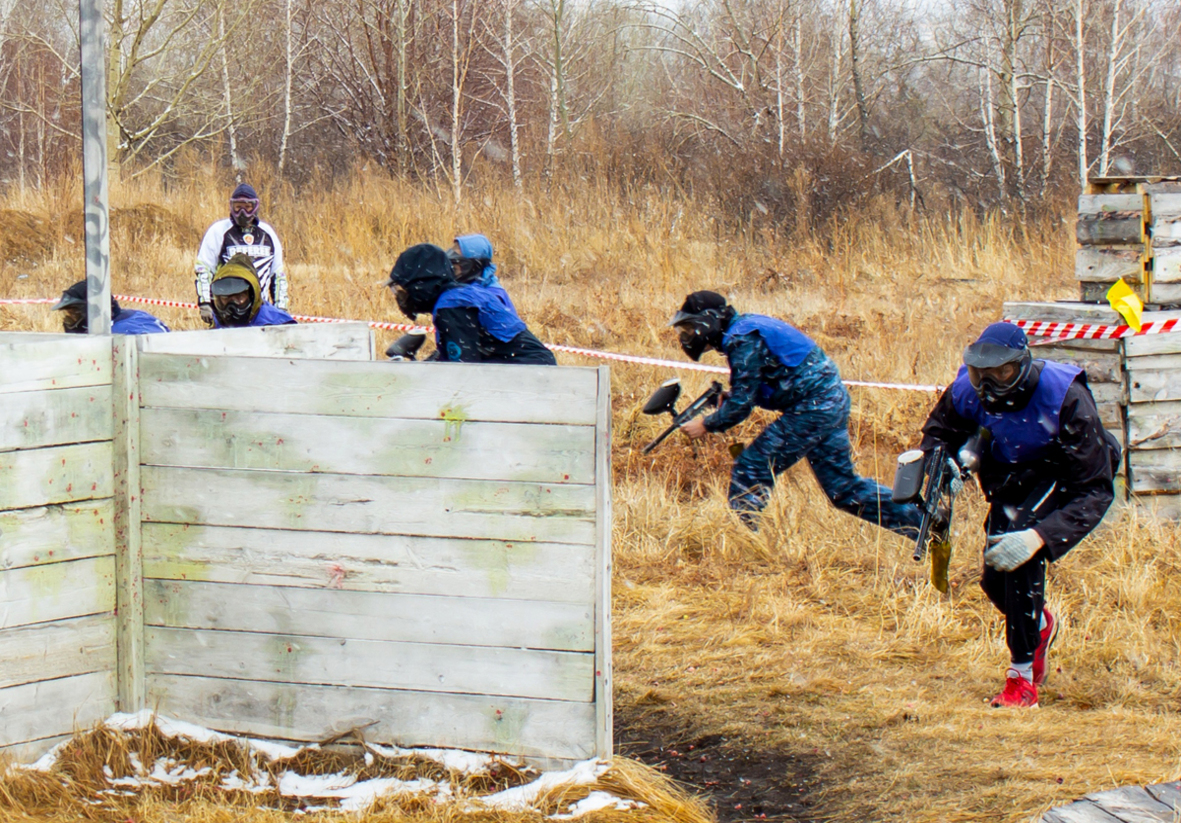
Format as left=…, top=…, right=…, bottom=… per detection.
left=199, top=303, right=214, bottom=326
left=946, top=458, right=964, bottom=497
left=984, top=529, right=1044, bottom=572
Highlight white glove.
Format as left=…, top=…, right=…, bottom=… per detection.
left=199, top=303, right=214, bottom=326
left=946, top=458, right=964, bottom=497
left=984, top=529, right=1044, bottom=572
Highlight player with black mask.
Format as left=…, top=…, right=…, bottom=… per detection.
left=920, top=321, right=1120, bottom=708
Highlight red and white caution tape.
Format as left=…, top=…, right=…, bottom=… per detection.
left=1, top=293, right=942, bottom=391
left=1013, top=317, right=1181, bottom=340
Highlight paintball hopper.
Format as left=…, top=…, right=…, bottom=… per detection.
left=386, top=329, right=428, bottom=361
left=892, top=449, right=926, bottom=504
left=643, top=379, right=682, bottom=416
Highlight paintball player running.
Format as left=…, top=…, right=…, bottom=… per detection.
left=194, top=183, right=289, bottom=325
left=921, top=322, right=1119, bottom=708
left=671, top=290, right=923, bottom=537
left=208, top=254, right=297, bottom=329
left=385, top=243, right=555, bottom=365
left=53, top=281, right=169, bottom=334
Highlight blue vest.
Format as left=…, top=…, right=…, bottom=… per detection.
left=434, top=284, right=526, bottom=343
left=950, top=360, right=1080, bottom=464
left=111, top=309, right=169, bottom=335
left=250, top=303, right=297, bottom=327
left=723, top=314, right=816, bottom=368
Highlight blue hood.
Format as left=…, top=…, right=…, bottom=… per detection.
left=455, top=233, right=500, bottom=287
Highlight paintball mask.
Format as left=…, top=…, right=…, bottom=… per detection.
left=211, top=276, right=254, bottom=326
left=229, top=183, right=260, bottom=229
left=669, top=291, right=734, bottom=361
left=963, top=322, right=1036, bottom=413
left=52, top=280, right=118, bottom=334
left=387, top=244, right=454, bottom=320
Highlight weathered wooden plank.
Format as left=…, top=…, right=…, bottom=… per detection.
left=0, top=556, right=116, bottom=630
left=139, top=407, right=595, bottom=485
left=0, top=501, right=115, bottom=572
left=1123, top=331, right=1181, bottom=358
left=0, top=385, right=112, bottom=453
left=1149, top=194, right=1181, bottom=247
left=593, top=366, right=613, bottom=760
left=0, top=615, right=116, bottom=689
left=1129, top=450, right=1181, bottom=493
left=140, top=524, right=595, bottom=603
left=1125, top=353, right=1181, bottom=372
left=1004, top=302, right=1123, bottom=325
left=1077, top=193, right=1145, bottom=246
left=1039, top=800, right=1125, bottom=823
left=140, top=467, right=597, bottom=545
left=1036, top=347, right=1122, bottom=384
left=1127, top=370, right=1181, bottom=404
left=1144, top=782, right=1181, bottom=810
left=112, top=339, right=143, bottom=713
left=136, top=323, right=374, bottom=360
left=0, top=671, right=116, bottom=748
left=1085, top=785, right=1176, bottom=822
left=145, top=627, right=594, bottom=702
left=143, top=579, right=593, bottom=651
left=1075, top=246, right=1144, bottom=283
left=1080, top=282, right=1147, bottom=303
left=1133, top=494, right=1181, bottom=520
left=144, top=674, right=596, bottom=760
left=138, top=354, right=599, bottom=425
left=1031, top=338, right=1123, bottom=353
left=1146, top=283, right=1181, bottom=306
left=0, top=442, right=115, bottom=511
left=1090, top=382, right=1124, bottom=407
left=1151, top=247, right=1181, bottom=284
left=0, top=335, right=112, bottom=395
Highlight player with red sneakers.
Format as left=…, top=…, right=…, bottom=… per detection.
left=920, top=322, right=1120, bottom=708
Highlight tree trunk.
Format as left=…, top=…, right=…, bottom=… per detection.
left=792, top=13, right=805, bottom=141
left=1098, top=0, right=1124, bottom=175
left=504, top=0, right=522, bottom=189
left=1075, top=0, right=1088, bottom=187
left=451, top=0, right=462, bottom=205
left=277, top=0, right=294, bottom=177
left=847, top=0, right=870, bottom=143
left=217, top=5, right=242, bottom=177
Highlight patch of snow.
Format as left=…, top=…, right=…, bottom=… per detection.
left=478, top=760, right=610, bottom=811
left=551, top=790, right=645, bottom=819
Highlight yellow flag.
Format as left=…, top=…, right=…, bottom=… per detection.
left=1107, top=278, right=1144, bottom=332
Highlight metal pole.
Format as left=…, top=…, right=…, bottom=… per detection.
left=80, top=0, right=110, bottom=334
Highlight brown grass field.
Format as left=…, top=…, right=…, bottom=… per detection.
left=1, top=162, right=1180, bottom=823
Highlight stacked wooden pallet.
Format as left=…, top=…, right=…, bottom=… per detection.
left=1076, top=176, right=1181, bottom=306
left=1002, top=302, right=1126, bottom=463
left=1003, top=300, right=1181, bottom=516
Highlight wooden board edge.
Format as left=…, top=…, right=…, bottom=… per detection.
left=594, top=365, right=613, bottom=760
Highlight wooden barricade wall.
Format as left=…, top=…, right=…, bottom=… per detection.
left=0, top=334, right=118, bottom=759
left=135, top=322, right=374, bottom=360
left=134, top=354, right=612, bottom=763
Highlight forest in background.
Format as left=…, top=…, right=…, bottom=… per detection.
left=0, top=0, right=1179, bottom=228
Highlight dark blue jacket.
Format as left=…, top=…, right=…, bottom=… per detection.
left=703, top=314, right=844, bottom=432
left=213, top=302, right=297, bottom=329
left=112, top=309, right=169, bottom=335
left=431, top=283, right=554, bottom=365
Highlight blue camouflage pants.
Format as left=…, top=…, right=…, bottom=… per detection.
left=728, top=391, right=923, bottom=538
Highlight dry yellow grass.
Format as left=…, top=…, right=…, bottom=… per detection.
left=1, top=164, right=1180, bottom=823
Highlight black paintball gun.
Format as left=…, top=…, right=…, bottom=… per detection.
left=640, top=378, right=724, bottom=454
left=891, top=429, right=988, bottom=593
left=386, top=329, right=428, bottom=361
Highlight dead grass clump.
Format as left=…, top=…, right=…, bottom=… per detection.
left=0, top=209, right=49, bottom=263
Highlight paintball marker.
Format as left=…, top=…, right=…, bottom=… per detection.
left=386, top=329, right=428, bottom=361
left=640, top=378, right=724, bottom=455
left=891, top=429, right=988, bottom=592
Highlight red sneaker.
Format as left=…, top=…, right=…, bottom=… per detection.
left=1032, top=607, right=1058, bottom=686
left=990, top=676, right=1039, bottom=708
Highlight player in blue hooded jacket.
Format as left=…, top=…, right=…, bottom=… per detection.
left=671, top=291, right=922, bottom=538
left=386, top=243, right=555, bottom=365
left=53, top=281, right=170, bottom=334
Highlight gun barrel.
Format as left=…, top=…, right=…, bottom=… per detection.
left=912, top=444, right=947, bottom=562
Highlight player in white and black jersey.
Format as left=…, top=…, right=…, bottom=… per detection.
left=194, top=183, right=289, bottom=325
